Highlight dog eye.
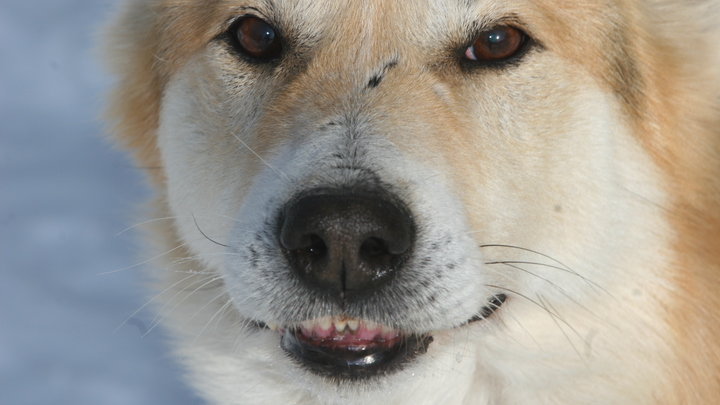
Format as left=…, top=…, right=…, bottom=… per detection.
left=232, top=17, right=282, bottom=60
left=465, top=26, right=525, bottom=62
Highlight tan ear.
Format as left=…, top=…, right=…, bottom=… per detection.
left=101, top=0, right=164, bottom=185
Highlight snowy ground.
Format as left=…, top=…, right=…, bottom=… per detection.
left=1, top=1, right=200, bottom=403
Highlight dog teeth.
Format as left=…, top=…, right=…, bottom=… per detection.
left=347, top=319, right=359, bottom=332
left=334, top=318, right=347, bottom=333
left=267, top=322, right=279, bottom=331
left=300, top=319, right=314, bottom=331
left=380, top=324, right=395, bottom=336
left=364, top=320, right=379, bottom=330
left=317, top=316, right=332, bottom=331
left=290, top=316, right=401, bottom=338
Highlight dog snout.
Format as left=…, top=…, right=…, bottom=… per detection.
left=279, top=189, right=415, bottom=299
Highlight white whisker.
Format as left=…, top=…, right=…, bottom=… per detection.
left=232, top=132, right=289, bottom=181
left=144, top=274, right=225, bottom=337
left=114, top=272, right=200, bottom=333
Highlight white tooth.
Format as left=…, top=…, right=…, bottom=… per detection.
left=300, top=320, right=314, bottom=331
left=380, top=324, right=395, bottom=335
left=347, top=319, right=359, bottom=332
left=267, top=322, right=279, bottom=331
left=365, top=320, right=379, bottom=330
left=334, top=318, right=347, bottom=332
left=318, top=316, right=332, bottom=331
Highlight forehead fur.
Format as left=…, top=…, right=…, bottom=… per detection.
left=103, top=0, right=720, bottom=210
left=102, top=1, right=622, bottom=146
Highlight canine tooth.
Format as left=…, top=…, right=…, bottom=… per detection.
left=334, top=318, right=347, bottom=332
left=347, top=319, right=359, bottom=332
left=267, top=322, right=278, bottom=331
left=317, top=316, right=332, bottom=331
left=300, top=320, right=314, bottom=331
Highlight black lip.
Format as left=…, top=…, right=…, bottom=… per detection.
left=281, top=330, right=433, bottom=380
left=466, top=293, right=506, bottom=324
left=277, top=294, right=505, bottom=380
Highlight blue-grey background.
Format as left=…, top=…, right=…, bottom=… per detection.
left=1, top=1, right=200, bottom=403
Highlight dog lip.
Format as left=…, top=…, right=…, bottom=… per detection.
left=273, top=295, right=505, bottom=379
left=466, top=293, right=507, bottom=324
left=280, top=325, right=432, bottom=380
left=256, top=294, right=505, bottom=333
left=250, top=320, right=269, bottom=329
left=463, top=294, right=507, bottom=325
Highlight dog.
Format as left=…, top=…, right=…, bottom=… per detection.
left=103, top=0, right=720, bottom=403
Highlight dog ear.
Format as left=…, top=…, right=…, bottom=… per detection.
left=101, top=1, right=163, bottom=183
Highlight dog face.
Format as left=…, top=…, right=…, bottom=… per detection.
left=106, top=0, right=720, bottom=403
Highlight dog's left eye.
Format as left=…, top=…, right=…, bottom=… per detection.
left=231, top=17, right=282, bottom=60
left=465, top=26, right=526, bottom=62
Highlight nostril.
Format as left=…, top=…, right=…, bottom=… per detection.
left=360, top=237, right=388, bottom=257
left=358, top=237, right=399, bottom=274
left=305, top=235, right=327, bottom=257
left=283, top=233, right=327, bottom=271
left=298, top=234, right=327, bottom=260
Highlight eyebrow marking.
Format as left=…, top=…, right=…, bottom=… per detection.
left=366, top=57, right=399, bottom=89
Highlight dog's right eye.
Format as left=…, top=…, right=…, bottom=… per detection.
left=230, top=17, right=282, bottom=60
left=464, top=25, right=526, bottom=62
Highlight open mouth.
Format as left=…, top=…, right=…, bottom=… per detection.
left=269, top=294, right=506, bottom=379
left=279, top=317, right=433, bottom=379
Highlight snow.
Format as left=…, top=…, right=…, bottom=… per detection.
left=1, top=1, right=200, bottom=403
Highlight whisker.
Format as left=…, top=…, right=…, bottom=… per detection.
left=486, top=260, right=606, bottom=294
left=537, top=294, right=588, bottom=365
left=146, top=272, right=220, bottom=320
left=114, top=216, right=182, bottom=237
left=114, top=272, right=200, bottom=333
left=488, top=262, right=601, bottom=320
left=480, top=244, right=573, bottom=270
left=232, top=132, right=289, bottom=181
left=103, top=234, right=243, bottom=276
left=183, top=284, right=238, bottom=325
left=115, top=213, right=251, bottom=237
left=479, top=288, right=539, bottom=349
left=186, top=299, right=235, bottom=348
left=212, top=298, right=238, bottom=336
left=487, top=284, right=592, bottom=362
left=144, top=274, right=225, bottom=337
left=484, top=284, right=563, bottom=324
left=480, top=244, right=612, bottom=297
left=164, top=252, right=243, bottom=270
left=192, top=212, right=229, bottom=248
left=183, top=289, right=266, bottom=357
left=98, top=241, right=194, bottom=275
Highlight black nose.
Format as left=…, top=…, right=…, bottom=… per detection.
left=279, top=189, right=414, bottom=299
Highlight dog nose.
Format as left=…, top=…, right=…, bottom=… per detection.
left=279, top=189, right=415, bottom=299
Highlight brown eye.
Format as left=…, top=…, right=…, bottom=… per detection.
left=232, top=17, right=282, bottom=60
left=465, top=26, right=525, bottom=62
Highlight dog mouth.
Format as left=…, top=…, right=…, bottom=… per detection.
left=278, top=317, right=432, bottom=379
left=265, top=294, right=506, bottom=380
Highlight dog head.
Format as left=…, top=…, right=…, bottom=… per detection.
left=105, top=0, right=720, bottom=403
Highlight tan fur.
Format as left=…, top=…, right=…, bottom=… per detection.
left=105, top=0, right=720, bottom=403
